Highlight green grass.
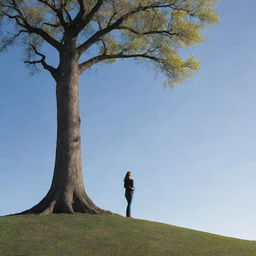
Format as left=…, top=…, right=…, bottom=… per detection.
left=0, top=214, right=255, bottom=256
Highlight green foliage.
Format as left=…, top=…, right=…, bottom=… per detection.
left=1, top=214, right=256, bottom=256
left=0, top=0, right=219, bottom=85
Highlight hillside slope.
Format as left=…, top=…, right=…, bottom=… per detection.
left=0, top=214, right=255, bottom=256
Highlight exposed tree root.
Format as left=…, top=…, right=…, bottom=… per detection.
left=15, top=189, right=116, bottom=216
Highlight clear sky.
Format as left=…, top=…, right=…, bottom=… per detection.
left=1, top=0, right=256, bottom=240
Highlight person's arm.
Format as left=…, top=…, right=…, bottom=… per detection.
left=129, top=179, right=135, bottom=191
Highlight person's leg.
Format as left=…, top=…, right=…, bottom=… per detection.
left=125, top=192, right=130, bottom=217
left=125, top=191, right=133, bottom=217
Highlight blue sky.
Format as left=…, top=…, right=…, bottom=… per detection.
left=1, top=0, right=256, bottom=240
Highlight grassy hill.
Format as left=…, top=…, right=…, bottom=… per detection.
left=0, top=214, right=255, bottom=256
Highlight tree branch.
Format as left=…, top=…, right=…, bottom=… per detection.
left=38, top=0, right=67, bottom=29
left=0, top=10, right=24, bottom=28
left=71, top=0, right=104, bottom=36
left=63, top=5, right=72, bottom=23
left=0, top=30, right=28, bottom=52
left=76, top=2, right=177, bottom=56
left=116, top=26, right=180, bottom=38
left=1, top=3, right=61, bottom=50
left=79, top=49, right=161, bottom=73
left=100, top=39, right=107, bottom=55
left=42, top=21, right=61, bottom=28
left=24, top=24, right=61, bottom=50
left=24, top=44, right=57, bottom=78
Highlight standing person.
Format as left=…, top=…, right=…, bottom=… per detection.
left=124, top=171, right=135, bottom=217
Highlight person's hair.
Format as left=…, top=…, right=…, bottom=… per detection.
left=124, top=171, right=132, bottom=182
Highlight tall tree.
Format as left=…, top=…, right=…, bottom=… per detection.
left=0, top=0, right=218, bottom=215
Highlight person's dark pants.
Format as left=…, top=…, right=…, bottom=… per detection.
left=125, top=190, right=133, bottom=217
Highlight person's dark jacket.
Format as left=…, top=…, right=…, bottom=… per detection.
left=124, top=179, right=135, bottom=192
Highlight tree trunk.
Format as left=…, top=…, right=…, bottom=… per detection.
left=20, top=48, right=111, bottom=215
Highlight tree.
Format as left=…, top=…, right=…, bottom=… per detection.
left=0, top=0, right=218, bottom=215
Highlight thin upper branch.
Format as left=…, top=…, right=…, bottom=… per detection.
left=63, top=6, right=72, bottom=23
left=116, top=26, right=180, bottom=38
left=21, top=21, right=61, bottom=50
left=42, top=21, right=61, bottom=28
left=0, top=30, right=28, bottom=51
left=76, top=2, right=177, bottom=56
left=79, top=50, right=161, bottom=73
left=38, top=0, right=67, bottom=29
left=1, top=1, right=61, bottom=50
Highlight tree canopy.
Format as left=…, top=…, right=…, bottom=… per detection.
left=0, top=0, right=218, bottom=85
left=0, top=0, right=219, bottom=215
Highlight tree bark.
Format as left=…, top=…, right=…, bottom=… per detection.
left=20, top=46, right=111, bottom=215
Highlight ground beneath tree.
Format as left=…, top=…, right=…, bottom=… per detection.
left=1, top=214, right=255, bottom=256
